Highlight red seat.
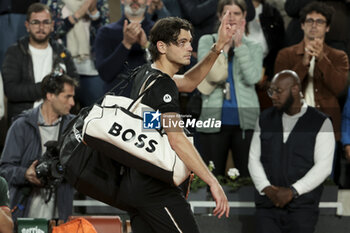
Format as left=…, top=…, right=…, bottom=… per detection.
left=68, top=216, right=123, bottom=233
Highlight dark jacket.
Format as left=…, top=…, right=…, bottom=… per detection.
left=259, top=2, right=285, bottom=79
left=284, top=0, right=350, bottom=60
left=178, top=0, right=218, bottom=52
left=0, top=106, right=74, bottom=220
left=1, top=36, right=78, bottom=123
left=256, top=107, right=326, bottom=209
left=275, top=41, right=349, bottom=140
left=0, top=0, right=10, bottom=14
left=0, top=0, right=38, bottom=14
left=94, top=15, right=154, bottom=93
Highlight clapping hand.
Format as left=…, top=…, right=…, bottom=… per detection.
left=232, top=18, right=245, bottom=47
left=217, top=10, right=236, bottom=51
left=122, top=20, right=144, bottom=49
left=303, top=37, right=324, bottom=66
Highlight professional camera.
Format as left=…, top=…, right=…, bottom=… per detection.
left=35, top=141, right=64, bottom=189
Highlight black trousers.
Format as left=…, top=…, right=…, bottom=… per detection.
left=199, top=125, right=253, bottom=177
left=116, top=168, right=200, bottom=233
left=129, top=202, right=199, bottom=233
left=255, top=208, right=319, bottom=233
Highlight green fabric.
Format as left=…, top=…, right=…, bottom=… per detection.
left=197, top=87, right=224, bottom=133
left=197, top=34, right=263, bottom=131
left=0, top=176, right=9, bottom=207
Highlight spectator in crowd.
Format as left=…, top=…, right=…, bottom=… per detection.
left=0, top=72, right=77, bottom=221
left=0, top=176, right=13, bottom=233
left=265, top=0, right=290, bottom=28
left=247, top=0, right=285, bottom=80
left=178, top=0, right=218, bottom=58
left=284, top=0, right=350, bottom=61
left=249, top=70, right=335, bottom=233
left=196, top=0, right=263, bottom=177
left=160, top=0, right=183, bottom=17
left=178, top=0, right=256, bottom=60
left=94, top=0, right=153, bottom=95
left=146, top=0, right=171, bottom=21
left=120, top=0, right=177, bottom=21
left=247, top=0, right=285, bottom=111
left=0, top=0, right=39, bottom=70
left=284, top=0, right=316, bottom=47
left=341, top=87, right=350, bottom=161
left=46, top=0, right=109, bottom=107
left=275, top=1, right=349, bottom=142
left=1, top=3, right=78, bottom=125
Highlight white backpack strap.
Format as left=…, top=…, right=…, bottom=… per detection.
left=127, top=74, right=161, bottom=112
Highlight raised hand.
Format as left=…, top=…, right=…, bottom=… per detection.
left=310, top=38, right=324, bottom=60
left=232, top=18, right=245, bottom=47
left=137, top=27, right=148, bottom=49
left=302, top=45, right=313, bottom=66
left=217, top=10, right=236, bottom=51
left=303, top=37, right=324, bottom=66
left=122, top=20, right=143, bottom=49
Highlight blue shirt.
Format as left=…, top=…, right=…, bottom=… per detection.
left=221, top=60, right=240, bottom=125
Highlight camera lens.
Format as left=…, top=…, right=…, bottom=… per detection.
left=35, top=162, right=49, bottom=178
left=56, top=162, right=64, bottom=174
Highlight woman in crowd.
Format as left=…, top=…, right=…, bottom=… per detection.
left=46, top=0, right=109, bottom=107
left=197, top=0, right=263, bottom=177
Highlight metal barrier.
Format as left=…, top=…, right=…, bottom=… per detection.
left=189, top=201, right=344, bottom=216
left=73, top=200, right=344, bottom=216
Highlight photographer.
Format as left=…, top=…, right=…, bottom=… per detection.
left=0, top=72, right=77, bottom=221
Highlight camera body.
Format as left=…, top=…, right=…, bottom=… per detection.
left=35, top=141, right=64, bottom=189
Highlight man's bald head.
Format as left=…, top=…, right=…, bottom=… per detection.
left=272, top=70, right=301, bottom=90
left=269, top=70, right=303, bottom=114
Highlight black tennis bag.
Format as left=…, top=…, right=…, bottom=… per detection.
left=59, top=106, right=123, bottom=207
left=58, top=64, right=158, bottom=207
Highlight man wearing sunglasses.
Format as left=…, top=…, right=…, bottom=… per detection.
left=249, top=70, right=335, bottom=233
left=1, top=3, right=78, bottom=125
left=0, top=72, right=77, bottom=222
